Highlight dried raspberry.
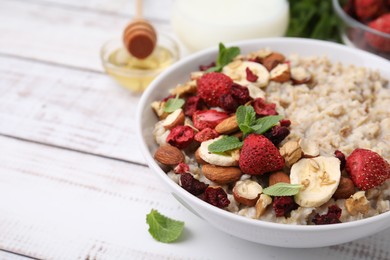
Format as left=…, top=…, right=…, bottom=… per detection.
left=166, top=125, right=195, bottom=149
left=334, top=150, right=346, bottom=171
left=253, top=98, right=278, bottom=117
left=184, top=96, right=204, bottom=117
left=180, top=172, right=208, bottom=196
left=192, top=110, right=229, bottom=130
left=246, top=67, right=258, bottom=82
left=199, top=62, right=216, bottom=71
left=204, top=186, right=230, bottom=208
left=230, top=83, right=251, bottom=105
left=272, top=196, right=298, bottom=217
left=219, top=93, right=239, bottom=113
left=263, top=126, right=290, bottom=146
left=312, top=205, right=342, bottom=225
left=194, top=127, right=219, bottom=143
left=279, top=119, right=291, bottom=127
left=174, top=162, right=190, bottom=174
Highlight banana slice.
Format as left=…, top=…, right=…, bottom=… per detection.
left=198, top=137, right=239, bottom=166
left=290, top=156, right=341, bottom=208
left=223, top=61, right=270, bottom=88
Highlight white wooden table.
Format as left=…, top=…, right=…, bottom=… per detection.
left=0, top=0, right=389, bottom=259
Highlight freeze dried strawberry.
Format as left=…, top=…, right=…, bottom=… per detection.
left=335, top=150, right=346, bottom=171
left=312, top=205, right=342, bottom=225
left=346, top=148, right=390, bottom=190
left=166, top=125, right=195, bottom=149
left=263, top=126, right=290, bottom=146
left=219, top=93, right=239, bottom=113
left=272, top=196, right=298, bottom=217
left=174, top=162, right=190, bottom=174
left=355, top=0, right=383, bottom=21
left=184, top=96, right=204, bottom=117
left=253, top=98, right=278, bottom=117
left=365, top=13, right=390, bottom=52
left=180, top=172, right=208, bottom=195
left=194, top=127, right=219, bottom=143
left=279, top=119, right=291, bottom=127
left=239, top=134, right=285, bottom=175
left=192, top=110, right=229, bottom=130
left=230, top=83, right=251, bottom=105
left=197, top=72, right=232, bottom=107
left=246, top=67, right=258, bottom=82
left=204, top=186, right=230, bottom=208
left=199, top=62, right=216, bottom=71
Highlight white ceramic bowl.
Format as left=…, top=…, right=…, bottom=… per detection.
left=136, top=38, right=390, bottom=248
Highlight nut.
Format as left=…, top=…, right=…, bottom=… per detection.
left=162, top=109, right=185, bottom=130
left=195, top=148, right=207, bottom=164
left=202, top=164, right=242, bottom=185
left=279, top=140, right=303, bottom=167
left=333, top=177, right=356, bottom=199
left=291, top=67, right=312, bottom=85
left=151, top=101, right=169, bottom=119
left=299, top=139, right=320, bottom=158
left=262, top=52, right=285, bottom=71
left=215, top=115, right=239, bottom=134
left=154, top=145, right=184, bottom=166
left=170, top=82, right=197, bottom=97
left=345, top=191, right=370, bottom=216
left=255, top=194, right=272, bottom=218
left=270, top=63, right=290, bottom=83
left=268, top=171, right=290, bottom=186
left=233, top=179, right=263, bottom=206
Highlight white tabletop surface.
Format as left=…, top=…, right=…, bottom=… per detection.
left=0, top=0, right=389, bottom=259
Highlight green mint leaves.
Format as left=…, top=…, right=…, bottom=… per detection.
left=146, top=209, right=184, bottom=243
left=207, top=43, right=240, bottom=72
left=164, top=95, right=185, bottom=113
left=208, top=136, right=243, bottom=153
left=236, top=106, right=282, bottom=136
left=262, top=183, right=303, bottom=197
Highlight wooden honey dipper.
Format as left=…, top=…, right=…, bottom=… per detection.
left=123, top=0, right=157, bottom=59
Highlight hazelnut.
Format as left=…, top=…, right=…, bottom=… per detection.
left=262, top=52, right=285, bottom=71
left=333, top=177, right=355, bottom=199
left=162, top=109, right=185, bottom=130
left=233, top=179, right=263, bottom=206
left=269, top=171, right=290, bottom=186
left=270, top=63, right=290, bottom=83
left=279, top=140, right=303, bottom=167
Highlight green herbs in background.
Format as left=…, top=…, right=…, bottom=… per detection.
left=207, top=43, right=240, bottom=72
left=236, top=106, right=283, bottom=137
left=287, top=0, right=341, bottom=42
left=146, top=209, right=184, bottom=243
left=164, top=94, right=185, bottom=113
left=208, top=136, right=243, bottom=153
left=263, top=183, right=303, bottom=196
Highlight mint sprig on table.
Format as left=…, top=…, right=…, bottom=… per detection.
left=208, top=136, right=243, bottom=153
left=146, top=209, right=184, bottom=243
left=263, top=183, right=303, bottom=197
left=164, top=94, right=185, bottom=113
left=207, top=43, right=240, bottom=72
left=236, top=106, right=283, bottom=136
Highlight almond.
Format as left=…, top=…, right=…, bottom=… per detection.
left=333, top=177, right=356, bottom=199
left=215, top=115, right=239, bottom=134
left=202, top=164, right=242, bottom=184
left=162, top=109, right=185, bottom=130
left=262, top=52, right=285, bottom=71
left=268, top=171, right=290, bottom=186
left=154, top=145, right=184, bottom=166
left=195, top=148, right=207, bottom=164
left=270, top=63, right=290, bottom=83
left=233, top=179, right=263, bottom=206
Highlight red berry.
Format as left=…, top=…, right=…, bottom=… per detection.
left=194, top=127, right=219, bottom=143
left=219, top=93, right=239, bottom=113
left=192, top=110, right=229, bottom=130
left=184, top=96, right=204, bottom=117
left=204, top=186, right=230, bottom=208
left=253, top=98, right=278, bottom=117
left=239, top=134, right=285, bottom=175
left=174, top=162, right=190, bottom=174
left=279, top=119, right=291, bottom=127
left=166, top=125, right=195, bottom=149
left=365, top=13, right=390, bottom=52
left=180, top=172, right=208, bottom=195
left=263, top=125, right=290, bottom=146
left=354, top=0, right=383, bottom=21
left=199, top=62, right=216, bottom=71
left=272, top=196, right=298, bottom=217
left=312, top=205, right=342, bottom=225
left=246, top=67, right=258, bottom=82
left=197, top=72, right=232, bottom=107
left=334, top=150, right=346, bottom=171
left=346, top=148, right=390, bottom=190
left=230, top=83, right=251, bottom=105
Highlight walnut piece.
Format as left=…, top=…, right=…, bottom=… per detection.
left=345, top=191, right=370, bottom=216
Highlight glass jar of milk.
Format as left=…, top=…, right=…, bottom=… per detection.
left=171, top=0, right=289, bottom=52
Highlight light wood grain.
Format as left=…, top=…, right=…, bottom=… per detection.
left=0, top=55, right=147, bottom=164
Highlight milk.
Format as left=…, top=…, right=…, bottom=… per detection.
left=171, top=0, right=289, bottom=52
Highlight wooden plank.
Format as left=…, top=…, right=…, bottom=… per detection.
left=0, top=0, right=172, bottom=71
left=0, top=55, right=146, bottom=164
left=1, top=135, right=390, bottom=260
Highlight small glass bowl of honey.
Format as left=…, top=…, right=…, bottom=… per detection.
left=101, top=32, right=180, bottom=92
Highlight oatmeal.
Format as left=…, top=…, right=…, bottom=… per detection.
left=151, top=45, right=390, bottom=225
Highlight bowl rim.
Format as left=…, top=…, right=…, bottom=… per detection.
left=332, top=0, right=390, bottom=39
left=137, top=37, right=390, bottom=232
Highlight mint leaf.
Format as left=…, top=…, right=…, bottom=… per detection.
left=207, top=43, right=240, bottom=72
left=262, top=183, right=303, bottom=197
left=208, top=136, right=243, bottom=153
left=252, top=115, right=283, bottom=134
left=164, top=95, right=185, bottom=113
left=236, top=105, right=256, bottom=135
left=146, top=209, right=184, bottom=243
